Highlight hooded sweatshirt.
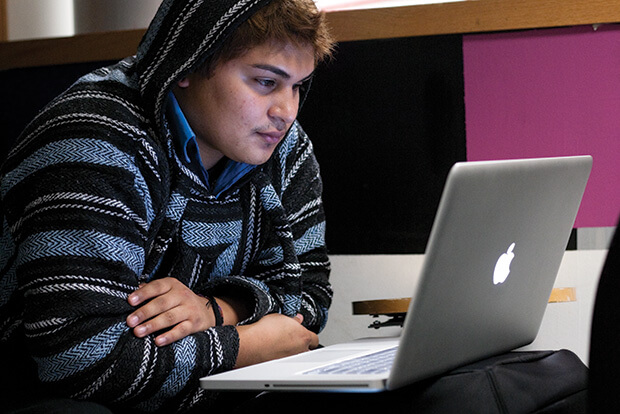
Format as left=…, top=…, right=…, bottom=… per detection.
left=0, top=0, right=332, bottom=412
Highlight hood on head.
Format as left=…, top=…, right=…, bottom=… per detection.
left=135, top=0, right=273, bottom=131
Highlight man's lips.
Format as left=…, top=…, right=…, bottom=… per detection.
left=257, top=130, right=285, bottom=144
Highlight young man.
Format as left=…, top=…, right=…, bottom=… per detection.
left=0, top=0, right=334, bottom=412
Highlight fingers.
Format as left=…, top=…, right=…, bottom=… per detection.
left=130, top=303, right=183, bottom=340
left=126, top=278, right=314, bottom=351
left=127, top=291, right=181, bottom=328
left=127, top=279, right=170, bottom=307
left=127, top=280, right=179, bottom=329
left=235, top=313, right=319, bottom=368
left=293, top=314, right=319, bottom=349
left=292, top=314, right=319, bottom=350
left=126, top=278, right=211, bottom=346
left=308, top=331, right=319, bottom=350
left=153, top=320, right=194, bottom=347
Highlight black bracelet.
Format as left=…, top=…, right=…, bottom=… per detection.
left=207, top=295, right=224, bottom=326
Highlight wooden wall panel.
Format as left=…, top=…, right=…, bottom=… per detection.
left=0, top=0, right=7, bottom=42
left=2, top=0, right=620, bottom=70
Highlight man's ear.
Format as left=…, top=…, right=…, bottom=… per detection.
left=177, top=77, right=190, bottom=88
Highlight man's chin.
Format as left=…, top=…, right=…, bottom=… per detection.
left=235, top=151, right=276, bottom=167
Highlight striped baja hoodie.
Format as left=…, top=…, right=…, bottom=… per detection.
left=0, top=0, right=332, bottom=412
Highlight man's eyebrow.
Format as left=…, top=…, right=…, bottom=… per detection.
left=252, top=64, right=291, bottom=79
left=252, top=64, right=314, bottom=83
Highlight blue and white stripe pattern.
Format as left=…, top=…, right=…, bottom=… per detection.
left=0, top=0, right=331, bottom=412
left=34, top=322, right=129, bottom=382
left=0, top=64, right=331, bottom=414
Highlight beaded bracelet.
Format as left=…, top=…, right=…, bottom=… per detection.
left=205, top=295, right=224, bottom=326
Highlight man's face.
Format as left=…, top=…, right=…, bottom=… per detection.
left=174, top=41, right=316, bottom=170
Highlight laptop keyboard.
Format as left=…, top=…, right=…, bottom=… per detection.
left=303, top=347, right=397, bottom=375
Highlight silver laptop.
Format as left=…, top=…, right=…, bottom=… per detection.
left=200, top=155, right=593, bottom=392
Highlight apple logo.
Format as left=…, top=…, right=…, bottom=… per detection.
left=493, top=242, right=516, bottom=285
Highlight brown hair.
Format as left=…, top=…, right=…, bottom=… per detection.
left=199, top=0, right=335, bottom=77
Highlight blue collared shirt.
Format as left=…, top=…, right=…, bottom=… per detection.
left=166, top=92, right=256, bottom=197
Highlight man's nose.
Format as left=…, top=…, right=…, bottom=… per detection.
left=268, top=92, right=298, bottom=129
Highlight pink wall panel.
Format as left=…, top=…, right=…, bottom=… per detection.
left=463, top=25, right=620, bottom=228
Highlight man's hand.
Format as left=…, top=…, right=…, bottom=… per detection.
left=127, top=278, right=219, bottom=346
left=234, top=313, right=319, bottom=368
left=126, top=277, right=317, bottom=366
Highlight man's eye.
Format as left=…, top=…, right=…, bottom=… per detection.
left=257, top=78, right=275, bottom=88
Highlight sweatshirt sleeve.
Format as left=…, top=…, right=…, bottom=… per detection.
left=207, top=122, right=333, bottom=333
left=0, top=131, right=237, bottom=412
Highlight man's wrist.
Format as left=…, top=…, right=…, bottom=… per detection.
left=206, top=295, right=224, bottom=326
left=197, top=293, right=221, bottom=327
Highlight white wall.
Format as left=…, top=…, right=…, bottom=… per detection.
left=6, top=0, right=74, bottom=41
left=73, top=0, right=161, bottom=35
left=5, top=0, right=162, bottom=41
left=520, top=249, right=607, bottom=363
left=320, top=250, right=608, bottom=365
left=5, top=0, right=462, bottom=40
